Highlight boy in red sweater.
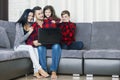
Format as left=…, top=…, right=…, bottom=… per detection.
left=59, top=10, right=83, bottom=49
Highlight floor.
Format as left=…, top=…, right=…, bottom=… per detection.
left=16, top=74, right=120, bottom=80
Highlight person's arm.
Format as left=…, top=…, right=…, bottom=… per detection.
left=14, top=23, right=32, bottom=45
left=61, top=22, right=76, bottom=39
left=26, top=29, right=34, bottom=46
left=44, top=19, right=56, bottom=28
left=17, top=24, right=33, bottom=44
left=26, top=25, right=41, bottom=47
left=63, top=22, right=76, bottom=45
left=69, top=22, right=76, bottom=38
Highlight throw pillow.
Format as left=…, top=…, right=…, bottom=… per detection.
left=0, top=26, right=10, bottom=48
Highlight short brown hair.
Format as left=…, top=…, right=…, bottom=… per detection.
left=61, top=10, right=70, bottom=16
left=32, top=6, right=42, bottom=14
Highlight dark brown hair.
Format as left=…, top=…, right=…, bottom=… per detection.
left=17, top=9, right=33, bottom=26
left=32, top=6, right=42, bottom=14
left=61, top=10, right=70, bottom=16
left=43, top=5, right=59, bottom=20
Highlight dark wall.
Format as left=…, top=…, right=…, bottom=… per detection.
left=0, top=0, right=8, bottom=21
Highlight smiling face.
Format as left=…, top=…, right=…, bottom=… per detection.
left=44, top=9, right=52, bottom=18
left=27, top=12, right=34, bottom=22
left=35, top=9, right=44, bottom=21
left=61, top=14, right=70, bottom=22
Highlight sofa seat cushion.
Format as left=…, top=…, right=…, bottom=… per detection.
left=0, top=49, right=30, bottom=61
left=84, top=50, right=120, bottom=59
left=47, top=50, right=85, bottom=58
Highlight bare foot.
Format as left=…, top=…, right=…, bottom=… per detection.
left=38, top=68, right=49, bottom=78
left=51, top=72, right=57, bottom=80
left=33, top=72, right=41, bottom=78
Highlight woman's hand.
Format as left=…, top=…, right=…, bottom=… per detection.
left=28, top=27, right=33, bottom=34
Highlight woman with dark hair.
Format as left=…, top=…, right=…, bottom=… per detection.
left=14, top=9, right=49, bottom=78
left=17, top=9, right=34, bottom=26
left=43, top=5, right=60, bottom=23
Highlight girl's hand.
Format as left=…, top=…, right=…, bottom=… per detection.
left=44, top=18, right=47, bottom=20
left=51, top=20, right=56, bottom=23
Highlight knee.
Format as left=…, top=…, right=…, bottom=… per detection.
left=27, top=45, right=33, bottom=49
left=38, top=46, right=46, bottom=53
left=38, top=46, right=45, bottom=50
left=78, top=41, right=84, bottom=49
left=52, top=44, right=61, bottom=49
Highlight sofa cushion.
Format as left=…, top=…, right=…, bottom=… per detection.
left=91, top=22, right=120, bottom=49
left=76, top=23, right=92, bottom=49
left=47, top=49, right=85, bottom=58
left=0, top=50, right=30, bottom=61
left=0, top=27, right=10, bottom=48
left=84, top=50, right=120, bottom=59
left=0, top=20, right=16, bottom=48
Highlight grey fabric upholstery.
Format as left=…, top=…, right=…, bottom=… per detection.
left=91, top=22, right=120, bottom=49
left=47, top=58, right=83, bottom=74
left=0, top=20, right=16, bottom=48
left=0, top=20, right=32, bottom=80
left=1, top=20, right=120, bottom=77
left=84, top=50, right=120, bottom=59
left=47, top=49, right=85, bottom=58
left=0, top=50, right=30, bottom=61
left=0, top=27, right=10, bottom=48
left=84, top=22, right=120, bottom=75
left=0, top=58, right=32, bottom=80
left=76, top=23, right=92, bottom=49
left=0, top=48, right=12, bottom=50
left=84, top=59, right=120, bottom=75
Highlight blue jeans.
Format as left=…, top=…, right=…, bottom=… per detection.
left=37, top=44, right=61, bottom=72
left=62, top=41, right=84, bottom=50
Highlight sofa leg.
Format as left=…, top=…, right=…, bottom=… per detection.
left=86, top=74, right=93, bottom=80
left=112, top=75, right=119, bottom=80
left=73, top=74, right=80, bottom=80
left=25, top=74, right=28, bottom=77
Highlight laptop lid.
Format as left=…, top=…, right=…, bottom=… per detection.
left=38, top=28, right=61, bottom=44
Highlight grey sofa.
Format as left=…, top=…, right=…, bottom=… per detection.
left=0, top=20, right=33, bottom=80
left=84, top=22, right=120, bottom=75
left=0, top=20, right=120, bottom=80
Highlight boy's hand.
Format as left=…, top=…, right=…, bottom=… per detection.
left=61, top=18, right=70, bottom=22
left=66, top=19, right=69, bottom=22
left=59, top=19, right=63, bottom=23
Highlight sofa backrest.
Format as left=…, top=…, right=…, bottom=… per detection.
left=76, top=23, right=92, bottom=49
left=91, top=22, right=120, bottom=49
left=2, top=20, right=119, bottom=50
left=0, top=20, right=16, bottom=48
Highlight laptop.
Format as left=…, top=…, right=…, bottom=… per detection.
left=38, top=28, right=61, bottom=44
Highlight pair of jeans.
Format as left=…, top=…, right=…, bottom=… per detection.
left=38, top=44, right=61, bottom=72
left=14, top=45, right=41, bottom=73
left=62, top=41, right=84, bottom=50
